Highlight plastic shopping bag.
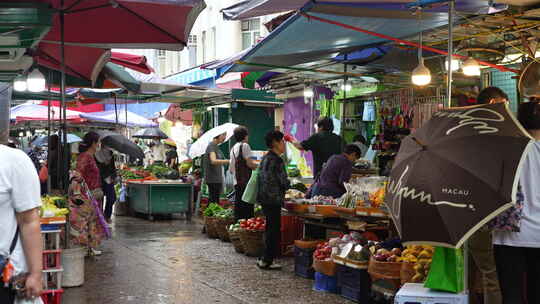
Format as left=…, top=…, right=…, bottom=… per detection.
left=242, top=168, right=259, bottom=204
left=424, top=246, right=464, bottom=293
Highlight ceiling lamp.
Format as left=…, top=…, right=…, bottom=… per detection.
left=412, top=57, right=431, bottom=86
left=412, top=26, right=431, bottom=86
left=27, top=69, right=46, bottom=92
left=445, top=58, right=460, bottom=72
left=462, top=58, right=480, bottom=76
left=341, top=83, right=352, bottom=91
left=13, top=76, right=27, bottom=92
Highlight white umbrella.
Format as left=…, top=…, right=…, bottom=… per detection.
left=188, top=123, right=239, bottom=159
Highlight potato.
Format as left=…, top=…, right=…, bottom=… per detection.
left=412, top=273, right=425, bottom=283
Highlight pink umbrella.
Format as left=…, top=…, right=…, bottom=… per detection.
left=36, top=0, right=206, bottom=50
left=10, top=104, right=83, bottom=123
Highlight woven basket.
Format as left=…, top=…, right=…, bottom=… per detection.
left=216, top=218, right=235, bottom=242
left=313, top=258, right=337, bottom=277
left=229, top=229, right=245, bottom=253
left=205, top=216, right=219, bottom=239
left=367, top=257, right=402, bottom=280
left=239, top=229, right=265, bottom=257
left=400, top=262, right=416, bottom=285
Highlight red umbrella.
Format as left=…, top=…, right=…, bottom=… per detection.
left=111, top=52, right=154, bottom=74
left=37, top=0, right=206, bottom=50
left=35, top=42, right=110, bottom=85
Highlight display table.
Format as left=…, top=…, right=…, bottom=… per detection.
left=127, top=181, right=193, bottom=221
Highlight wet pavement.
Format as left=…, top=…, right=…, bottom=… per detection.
left=63, top=216, right=349, bottom=304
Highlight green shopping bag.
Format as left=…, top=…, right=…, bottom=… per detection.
left=424, top=246, right=464, bottom=293
left=241, top=168, right=259, bottom=204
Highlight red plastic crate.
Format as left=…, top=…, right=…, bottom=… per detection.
left=279, top=215, right=304, bottom=256
left=41, top=289, right=63, bottom=304
left=43, top=250, right=62, bottom=271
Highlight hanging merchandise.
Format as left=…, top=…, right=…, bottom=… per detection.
left=362, top=100, right=376, bottom=121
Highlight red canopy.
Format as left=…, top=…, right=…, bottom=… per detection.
left=35, top=42, right=110, bottom=84
left=111, top=52, right=154, bottom=74
left=39, top=100, right=104, bottom=113
left=38, top=0, right=206, bottom=50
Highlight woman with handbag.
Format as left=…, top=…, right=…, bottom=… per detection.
left=0, top=144, right=43, bottom=304
left=229, top=126, right=258, bottom=221
left=69, top=132, right=105, bottom=256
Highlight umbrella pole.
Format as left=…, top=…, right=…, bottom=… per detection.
left=446, top=0, right=454, bottom=108
left=47, top=70, right=52, bottom=193
left=114, top=94, right=119, bottom=125
left=60, top=0, right=70, bottom=249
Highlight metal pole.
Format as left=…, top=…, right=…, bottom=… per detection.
left=60, top=0, right=68, bottom=192
left=446, top=1, right=454, bottom=108
left=114, top=94, right=119, bottom=125
left=47, top=70, right=52, bottom=193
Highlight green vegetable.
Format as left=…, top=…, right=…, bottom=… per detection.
left=215, top=208, right=234, bottom=218
left=291, top=183, right=308, bottom=193
left=203, top=203, right=224, bottom=217
left=287, top=168, right=301, bottom=177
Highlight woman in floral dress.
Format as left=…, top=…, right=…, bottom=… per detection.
left=68, top=132, right=105, bottom=256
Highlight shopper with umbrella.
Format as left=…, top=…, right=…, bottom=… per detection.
left=98, top=131, right=145, bottom=162
left=492, top=101, right=540, bottom=303
left=385, top=102, right=532, bottom=248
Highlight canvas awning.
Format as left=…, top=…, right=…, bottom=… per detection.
left=80, top=110, right=157, bottom=127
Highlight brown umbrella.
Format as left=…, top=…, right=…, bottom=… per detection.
left=385, top=103, right=532, bottom=248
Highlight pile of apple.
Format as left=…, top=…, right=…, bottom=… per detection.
left=239, top=217, right=266, bottom=232
left=372, top=247, right=403, bottom=262
left=314, top=242, right=333, bottom=261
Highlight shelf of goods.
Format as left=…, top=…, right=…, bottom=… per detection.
left=127, top=181, right=193, bottom=220
left=40, top=216, right=66, bottom=304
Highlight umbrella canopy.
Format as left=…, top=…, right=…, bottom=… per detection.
left=80, top=110, right=157, bottom=128
left=385, top=103, right=532, bottom=248
left=37, top=0, right=206, bottom=50
left=10, top=104, right=83, bottom=122
left=32, top=133, right=82, bottom=147
left=188, top=123, right=239, bottom=159
left=111, top=52, right=154, bottom=74
left=133, top=127, right=168, bottom=139
left=98, top=131, right=144, bottom=160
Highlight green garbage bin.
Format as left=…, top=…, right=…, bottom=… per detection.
left=127, top=181, right=193, bottom=221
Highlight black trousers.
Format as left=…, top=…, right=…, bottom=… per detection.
left=207, top=183, right=222, bottom=204
left=234, top=184, right=254, bottom=221
left=494, top=245, right=540, bottom=304
left=261, top=204, right=281, bottom=264
left=103, top=182, right=116, bottom=219
left=0, top=286, right=15, bottom=304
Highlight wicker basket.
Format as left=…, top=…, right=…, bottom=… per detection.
left=205, top=216, right=219, bottom=239
left=400, top=262, right=416, bottom=285
left=367, top=257, right=402, bottom=280
left=229, top=229, right=245, bottom=253
left=216, top=218, right=235, bottom=242
left=313, top=258, right=337, bottom=277
left=294, top=239, right=323, bottom=250
left=239, top=229, right=265, bottom=257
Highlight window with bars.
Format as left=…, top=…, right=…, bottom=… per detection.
left=241, top=18, right=261, bottom=50
left=188, top=35, right=197, bottom=45
left=157, top=49, right=166, bottom=57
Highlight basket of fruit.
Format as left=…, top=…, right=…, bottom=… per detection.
left=238, top=217, right=266, bottom=257
left=228, top=223, right=244, bottom=253
left=398, top=245, right=434, bottom=284
left=367, top=248, right=403, bottom=280
left=313, top=242, right=337, bottom=276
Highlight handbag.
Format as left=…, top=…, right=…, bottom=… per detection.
left=242, top=168, right=259, bottom=205
left=234, top=144, right=252, bottom=186
left=0, top=227, right=19, bottom=301
left=424, top=247, right=465, bottom=293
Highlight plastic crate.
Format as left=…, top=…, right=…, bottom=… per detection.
left=313, top=272, right=339, bottom=293
left=41, top=224, right=61, bottom=231
left=336, top=264, right=372, bottom=302
left=294, top=246, right=314, bottom=266
left=280, top=216, right=303, bottom=256
left=43, top=250, right=62, bottom=271
left=395, top=283, right=468, bottom=304
left=41, top=289, right=63, bottom=304
left=295, top=262, right=315, bottom=279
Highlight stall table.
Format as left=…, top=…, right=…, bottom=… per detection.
left=127, top=181, right=193, bottom=221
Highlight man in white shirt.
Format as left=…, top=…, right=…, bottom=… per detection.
left=0, top=144, right=43, bottom=304
left=151, top=140, right=167, bottom=164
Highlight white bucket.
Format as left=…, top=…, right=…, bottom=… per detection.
left=62, top=247, right=86, bottom=287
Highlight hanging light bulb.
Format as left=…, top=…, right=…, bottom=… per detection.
left=341, top=83, right=352, bottom=91
left=13, top=75, right=27, bottom=92
left=27, top=69, right=46, bottom=92
left=462, top=58, right=480, bottom=76
left=412, top=25, right=431, bottom=86
left=304, top=87, right=314, bottom=98
left=445, top=58, right=460, bottom=72
left=412, top=57, right=431, bottom=86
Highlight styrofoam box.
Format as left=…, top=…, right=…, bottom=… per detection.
left=395, top=283, right=468, bottom=304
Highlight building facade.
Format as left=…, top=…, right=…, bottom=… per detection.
left=117, top=1, right=275, bottom=80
